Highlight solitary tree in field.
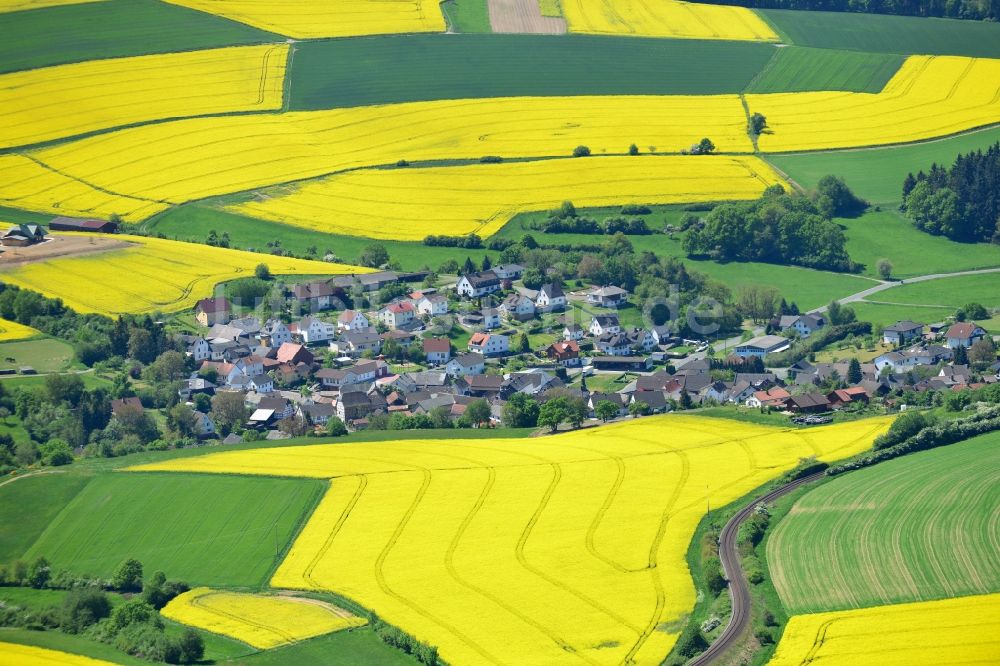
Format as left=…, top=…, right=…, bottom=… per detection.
left=628, top=143, right=639, bottom=155
left=876, top=258, right=893, bottom=280
left=749, top=112, right=767, bottom=136
left=573, top=145, right=591, bottom=157
left=697, top=138, right=715, bottom=155
left=254, top=263, right=271, bottom=280
left=358, top=243, right=389, bottom=268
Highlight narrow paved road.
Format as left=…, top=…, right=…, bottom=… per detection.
left=688, top=472, right=825, bottom=666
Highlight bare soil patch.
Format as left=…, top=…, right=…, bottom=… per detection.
left=0, top=233, right=134, bottom=269
left=489, top=0, right=567, bottom=34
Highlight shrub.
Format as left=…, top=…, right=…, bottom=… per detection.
left=61, top=588, right=112, bottom=634
left=572, top=145, right=591, bottom=157
left=675, top=623, right=708, bottom=657
left=704, top=556, right=727, bottom=596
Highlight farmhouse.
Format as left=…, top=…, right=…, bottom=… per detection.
left=456, top=271, right=500, bottom=298
left=945, top=322, right=986, bottom=348
left=423, top=337, right=452, bottom=365
left=589, top=315, right=620, bottom=336
left=546, top=340, right=581, bottom=367
left=195, top=297, right=232, bottom=326
left=535, top=283, right=566, bottom=312
left=1, top=223, right=46, bottom=247
left=882, top=320, right=924, bottom=345
left=587, top=285, right=628, bottom=308
left=778, top=313, right=825, bottom=338
left=468, top=332, right=509, bottom=356
left=379, top=302, right=416, bottom=329
left=337, top=310, right=369, bottom=331
left=291, top=282, right=337, bottom=311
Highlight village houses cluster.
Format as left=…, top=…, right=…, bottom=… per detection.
left=176, top=266, right=998, bottom=439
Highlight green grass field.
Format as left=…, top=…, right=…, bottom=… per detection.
left=501, top=206, right=875, bottom=310
left=768, top=126, right=1000, bottom=204
left=763, top=9, right=1000, bottom=57
left=440, top=0, right=491, bottom=33
left=877, top=273, right=1000, bottom=308
left=839, top=209, right=1000, bottom=278
left=746, top=46, right=902, bottom=94
left=0, top=473, right=89, bottom=562
left=287, top=34, right=774, bottom=110
left=25, top=473, right=323, bottom=587
left=849, top=302, right=955, bottom=330
left=232, top=628, right=419, bottom=665
left=0, top=338, right=80, bottom=374
left=0, top=0, right=277, bottom=74
left=767, top=432, right=1000, bottom=614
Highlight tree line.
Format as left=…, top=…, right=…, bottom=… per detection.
left=902, top=142, right=1000, bottom=243
left=698, top=0, right=998, bottom=20
left=683, top=180, right=863, bottom=272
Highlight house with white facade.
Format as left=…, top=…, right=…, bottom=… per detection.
left=337, top=310, right=369, bottom=331
left=468, top=332, right=509, bottom=356
left=589, top=315, right=621, bottom=337
left=535, top=284, right=566, bottom=312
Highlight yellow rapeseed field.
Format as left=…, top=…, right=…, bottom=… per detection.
left=132, top=415, right=891, bottom=666
left=561, top=0, right=777, bottom=41
left=0, top=44, right=288, bottom=149
left=229, top=156, right=787, bottom=240
left=26, top=95, right=751, bottom=213
left=0, top=642, right=116, bottom=666
left=0, top=233, right=366, bottom=316
left=0, top=0, right=101, bottom=13
left=0, top=154, right=168, bottom=222
left=750, top=55, right=1000, bottom=152
left=161, top=0, right=445, bottom=38
left=161, top=588, right=366, bottom=649
left=0, top=317, right=40, bottom=342
left=768, top=593, right=1000, bottom=665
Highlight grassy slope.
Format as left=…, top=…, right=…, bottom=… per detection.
left=143, top=203, right=498, bottom=271
left=746, top=46, right=903, bottom=94
left=840, top=209, right=1000, bottom=278
left=849, top=302, right=956, bottom=330
left=762, top=8, right=1000, bottom=57
left=25, top=473, right=324, bottom=587
left=227, top=628, right=419, bottom=665
left=0, top=338, right=81, bottom=373
left=440, top=0, right=491, bottom=33
left=767, top=432, right=1000, bottom=614
left=871, top=273, right=1000, bottom=308
left=0, top=473, right=89, bottom=561
left=498, top=206, right=874, bottom=310
left=768, top=126, right=1000, bottom=204
left=287, top=34, right=773, bottom=110
left=0, top=0, right=279, bottom=74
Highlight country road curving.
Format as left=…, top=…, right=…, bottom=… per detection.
left=687, top=472, right=826, bottom=666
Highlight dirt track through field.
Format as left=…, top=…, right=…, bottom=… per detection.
left=489, top=0, right=567, bottom=34
left=0, top=234, right=134, bottom=269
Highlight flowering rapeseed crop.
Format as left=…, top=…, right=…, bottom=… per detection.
left=229, top=156, right=787, bottom=240
left=25, top=94, right=751, bottom=214
left=161, top=588, right=365, bottom=649
left=0, top=317, right=40, bottom=341
left=0, top=44, right=288, bottom=149
left=0, top=154, right=168, bottom=222
left=161, top=0, right=445, bottom=38
left=0, top=0, right=101, bottom=13
left=0, top=641, right=116, bottom=665
left=769, top=593, right=1000, bottom=665
left=750, top=55, right=1000, bottom=152
left=132, top=415, right=890, bottom=665
left=0, top=233, right=365, bottom=316
left=561, top=0, right=778, bottom=41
